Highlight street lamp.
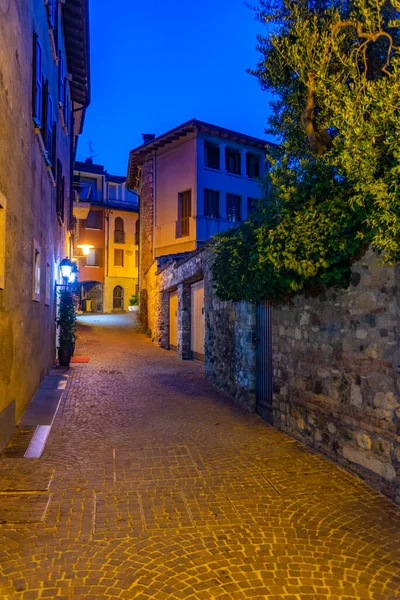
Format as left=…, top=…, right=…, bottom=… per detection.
left=59, top=257, right=75, bottom=286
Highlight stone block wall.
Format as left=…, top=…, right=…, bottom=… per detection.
left=272, top=249, right=400, bottom=503
left=146, top=246, right=257, bottom=410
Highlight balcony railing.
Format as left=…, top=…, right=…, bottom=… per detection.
left=114, top=230, right=125, bottom=244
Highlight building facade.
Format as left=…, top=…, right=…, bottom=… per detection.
left=0, top=0, right=90, bottom=449
left=73, top=160, right=139, bottom=313
left=127, top=119, right=272, bottom=333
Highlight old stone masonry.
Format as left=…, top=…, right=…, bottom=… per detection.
left=0, top=315, right=399, bottom=599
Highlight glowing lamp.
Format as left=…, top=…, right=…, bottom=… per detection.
left=77, top=243, right=94, bottom=256
left=60, top=257, right=74, bottom=283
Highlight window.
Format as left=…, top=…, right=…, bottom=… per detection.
left=226, top=193, right=241, bottom=222
left=33, top=35, right=43, bottom=127
left=114, top=249, right=124, bottom=267
left=108, top=184, right=118, bottom=200
left=114, top=217, right=125, bottom=243
left=32, top=240, right=41, bottom=302
left=86, top=248, right=102, bottom=267
left=64, top=83, right=70, bottom=132
left=45, top=262, right=51, bottom=305
left=226, top=147, right=241, bottom=175
left=47, top=0, right=57, bottom=29
left=46, top=94, right=54, bottom=164
left=85, top=210, right=102, bottom=230
left=58, top=50, right=65, bottom=110
left=135, top=219, right=140, bottom=245
left=204, top=141, right=220, bottom=170
left=246, top=153, right=260, bottom=178
left=176, top=190, right=191, bottom=238
left=247, top=197, right=259, bottom=217
left=0, top=193, right=6, bottom=290
left=56, top=160, right=65, bottom=221
left=81, top=177, right=97, bottom=200
left=204, top=189, right=220, bottom=218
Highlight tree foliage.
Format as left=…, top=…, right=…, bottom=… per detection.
left=213, top=0, right=400, bottom=303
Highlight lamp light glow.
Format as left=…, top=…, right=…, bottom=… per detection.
left=77, top=243, right=94, bottom=256
left=60, top=257, right=74, bottom=282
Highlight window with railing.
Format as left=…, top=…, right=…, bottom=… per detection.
left=176, top=190, right=191, bottom=238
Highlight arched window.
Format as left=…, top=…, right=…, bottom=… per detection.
left=113, top=285, right=124, bottom=310
left=114, top=217, right=124, bottom=243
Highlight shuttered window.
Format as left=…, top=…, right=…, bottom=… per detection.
left=56, top=160, right=64, bottom=221
left=33, top=35, right=43, bottom=126
left=204, top=189, right=220, bottom=218
left=58, top=51, right=65, bottom=110
left=226, top=194, right=241, bottom=222
left=177, top=190, right=191, bottom=237
left=114, top=249, right=124, bottom=267
left=86, top=248, right=102, bottom=267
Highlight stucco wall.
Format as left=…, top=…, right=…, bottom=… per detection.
left=272, top=249, right=400, bottom=503
left=0, top=0, right=73, bottom=447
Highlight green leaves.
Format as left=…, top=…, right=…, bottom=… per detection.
left=212, top=0, right=400, bottom=303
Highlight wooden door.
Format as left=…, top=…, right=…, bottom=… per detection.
left=169, top=292, right=178, bottom=350
left=191, top=281, right=205, bottom=361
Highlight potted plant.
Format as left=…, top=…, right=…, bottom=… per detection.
left=57, top=289, right=77, bottom=366
left=128, top=293, right=139, bottom=312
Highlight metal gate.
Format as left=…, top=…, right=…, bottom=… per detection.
left=256, top=301, right=273, bottom=424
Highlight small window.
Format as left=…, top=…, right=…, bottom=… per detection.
left=177, top=190, right=191, bottom=238
left=246, top=153, right=260, bottom=178
left=114, top=217, right=125, bottom=243
left=226, top=193, right=241, bottom=222
left=33, top=35, right=43, bottom=126
left=86, top=248, right=102, bottom=267
left=114, top=249, right=124, bottom=267
left=225, top=147, right=241, bottom=175
left=204, top=142, right=220, bottom=170
left=32, top=240, right=41, bottom=302
left=247, top=197, right=259, bottom=218
left=85, top=210, right=102, bottom=230
left=0, top=193, right=6, bottom=290
left=204, top=189, right=220, bottom=218
left=45, top=262, right=51, bottom=305
left=108, top=184, right=118, bottom=200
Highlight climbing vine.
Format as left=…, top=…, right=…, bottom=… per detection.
left=213, top=0, right=400, bottom=303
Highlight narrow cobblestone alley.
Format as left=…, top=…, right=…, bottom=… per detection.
left=1, top=314, right=400, bottom=600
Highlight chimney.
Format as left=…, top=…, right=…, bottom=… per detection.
left=142, top=133, right=155, bottom=145
left=85, top=157, right=93, bottom=165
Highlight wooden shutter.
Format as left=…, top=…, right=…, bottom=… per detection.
left=58, top=51, right=64, bottom=109
left=46, top=94, right=53, bottom=161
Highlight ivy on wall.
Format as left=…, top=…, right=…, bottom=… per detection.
left=213, top=0, right=400, bottom=303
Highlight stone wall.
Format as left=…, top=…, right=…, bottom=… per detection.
left=138, top=156, right=154, bottom=331
left=272, top=249, right=400, bottom=503
left=144, top=246, right=257, bottom=410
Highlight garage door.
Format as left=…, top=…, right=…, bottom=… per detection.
left=169, top=292, right=178, bottom=351
left=191, top=281, right=205, bottom=361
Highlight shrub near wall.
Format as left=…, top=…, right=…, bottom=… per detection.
left=272, top=249, right=400, bottom=503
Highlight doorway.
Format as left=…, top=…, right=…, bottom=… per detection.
left=191, top=280, right=205, bottom=361
left=169, top=291, right=178, bottom=351
left=113, top=285, right=124, bottom=311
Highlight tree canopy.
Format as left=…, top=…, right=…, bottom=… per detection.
left=213, top=0, right=400, bottom=303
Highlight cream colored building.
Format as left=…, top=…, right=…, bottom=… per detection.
left=73, top=160, right=139, bottom=313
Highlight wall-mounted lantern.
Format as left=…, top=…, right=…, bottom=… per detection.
left=77, top=243, right=94, bottom=256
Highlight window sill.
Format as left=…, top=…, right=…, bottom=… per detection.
left=85, top=265, right=101, bottom=268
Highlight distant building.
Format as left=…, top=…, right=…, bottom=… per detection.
left=126, top=119, right=273, bottom=333
left=0, top=0, right=90, bottom=449
left=73, top=159, right=139, bottom=313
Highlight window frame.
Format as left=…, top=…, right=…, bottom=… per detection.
left=32, top=239, right=41, bottom=302
left=177, top=190, right=191, bottom=238
left=203, top=189, right=220, bottom=219
left=226, top=193, right=242, bottom=222
left=225, top=147, right=241, bottom=175
left=86, top=248, right=102, bottom=267
left=204, top=141, right=220, bottom=170
left=85, top=210, right=102, bottom=231
left=114, top=248, right=124, bottom=267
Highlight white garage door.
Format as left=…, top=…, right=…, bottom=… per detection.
left=191, top=281, right=205, bottom=361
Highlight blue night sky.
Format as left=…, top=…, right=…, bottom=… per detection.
left=76, top=0, right=274, bottom=176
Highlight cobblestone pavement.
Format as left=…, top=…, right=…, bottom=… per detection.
left=1, top=314, right=400, bottom=600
